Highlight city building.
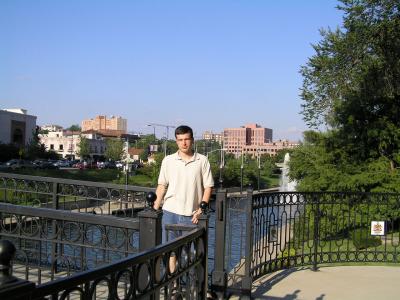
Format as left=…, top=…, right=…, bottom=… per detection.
left=39, top=130, right=106, bottom=160
left=223, top=123, right=297, bottom=157
left=0, top=108, right=37, bottom=147
left=128, top=148, right=144, bottom=162
left=82, top=115, right=127, bottom=133
left=202, top=131, right=223, bottom=144
left=242, top=139, right=299, bottom=157
left=40, top=124, right=63, bottom=132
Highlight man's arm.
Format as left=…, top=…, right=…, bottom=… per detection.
left=153, top=184, right=166, bottom=210
left=192, top=187, right=213, bottom=224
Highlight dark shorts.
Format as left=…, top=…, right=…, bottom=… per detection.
left=162, top=210, right=194, bottom=243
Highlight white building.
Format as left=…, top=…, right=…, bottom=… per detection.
left=40, top=124, right=63, bottom=132
left=0, top=108, right=37, bottom=146
left=39, top=130, right=107, bottom=160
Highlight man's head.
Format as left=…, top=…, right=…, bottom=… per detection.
left=175, top=125, right=194, bottom=155
left=175, top=125, right=193, bottom=139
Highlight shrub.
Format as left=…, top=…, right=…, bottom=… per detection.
left=350, top=228, right=381, bottom=250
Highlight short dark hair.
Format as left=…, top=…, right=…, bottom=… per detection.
left=175, top=125, right=193, bottom=139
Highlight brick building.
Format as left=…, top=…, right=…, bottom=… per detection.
left=223, top=124, right=297, bottom=157
left=81, top=115, right=127, bottom=134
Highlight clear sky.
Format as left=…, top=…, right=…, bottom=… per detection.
left=0, top=0, right=343, bottom=141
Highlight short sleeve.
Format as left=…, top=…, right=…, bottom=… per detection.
left=202, top=158, right=214, bottom=188
left=157, top=158, right=169, bottom=186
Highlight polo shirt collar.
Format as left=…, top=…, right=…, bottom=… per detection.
left=175, top=151, right=199, bottom=163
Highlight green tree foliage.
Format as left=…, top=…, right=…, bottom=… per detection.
left=77, top=135, right=90, bottom=159
left=301, top=0, right=400, bottom=131
left=293, top=0, right=400, bottom=192
left=208, top=152, right=275, bottom=188
left=66, top=124, right=81, bottom=131
left=23, top=128, right=60, bottom=160
left=105, top=138, right=124, bottom=161
left=290, top=131, right=400, bottom=192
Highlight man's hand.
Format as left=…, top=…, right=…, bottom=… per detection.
left=191, top=209, right=202, bottom=224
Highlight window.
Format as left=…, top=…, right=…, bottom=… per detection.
left=59, top=144, right=64, bottom=150
left=50, top=144, right=54, bottom=150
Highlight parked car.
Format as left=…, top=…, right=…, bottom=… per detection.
left=54, top=160, right=72, bottom=168
left=33, top=160, right=59, bottom=169
left=115, top=161, right=124, bottom=169
left=5, top=159, right=35, bottom=170
left=98, top=161, right=117, bottom=169
left=72, top=162, right=85, bottom=169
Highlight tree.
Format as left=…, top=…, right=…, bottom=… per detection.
left=297, top=0, right=400, bottom=185
left=105, top=138, right=124, bottom=161
left=300, top=0, right=400, bottom=130
left=66, top=124, right=81, bottom=131
left=77, top=135, right=90, bottom=160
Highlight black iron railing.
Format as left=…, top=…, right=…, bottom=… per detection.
left=211, top=190, right=400, bottom=299
left=0, top=203, right=143, bottom=284
left=2, top=172, right=400, bottom=299
left=0, top=224, right=208, bottom=300
left=0, top=172, right=154, bottom=217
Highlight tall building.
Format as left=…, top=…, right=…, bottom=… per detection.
left=224, top=124, right=273, bottom=155
left=82, top=115, right=127, bottom=134
left=223, top=123, right=297, bottom=157
left=0, top=108, right=37, bottom=147
left=202, top=131, right=223, bottom=144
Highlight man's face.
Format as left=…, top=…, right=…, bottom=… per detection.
left=176, top=133, right=193, bottom=154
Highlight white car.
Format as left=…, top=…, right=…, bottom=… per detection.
left=115, top=161, right=124, bottom=169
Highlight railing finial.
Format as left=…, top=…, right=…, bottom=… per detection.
left=0, top=240, right=17, bottom=286
left=200, top=201, right=209, bottom=214
left=146, top=191, right=157, bottom=209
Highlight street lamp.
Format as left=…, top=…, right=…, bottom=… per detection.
left=147, top=124, right=156, bottom=143
left=147, top=123, right=176, bottom=157
left=207, top=147, right=226, bottom=188
left=240, top=150, right=244, bottom=193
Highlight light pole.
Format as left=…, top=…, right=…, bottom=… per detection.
left=147, top=125, right=156, bottom=143
left=207, top=147, right=226, bottom=188
left=240, top=150, right=244, bottom=193
left=147, top=123, right=176, bottom=157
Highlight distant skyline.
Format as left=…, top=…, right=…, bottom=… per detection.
left=0, top=0, right=343, bottom=141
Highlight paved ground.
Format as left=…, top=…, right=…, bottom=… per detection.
left=247, top=266, right=400, bottom=300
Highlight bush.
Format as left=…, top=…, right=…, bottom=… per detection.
left=350, top=228, right=381, bottom=250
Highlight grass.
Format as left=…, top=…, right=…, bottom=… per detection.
left=281, top=231, right=399, bottom=263
left=2, top=168, right=126, bottom=183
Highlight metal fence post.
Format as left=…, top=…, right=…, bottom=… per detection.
left=241, top=187, right=254, bottom=298
left=51, top=182, right=59, bottom=274
left=211, top=189, right=227, bottom=299
left=138, top=193, right=162, bottom=300
left=312, top=197, right=320, bottom=271
left=138, top=209, right=163, bottom=252
left=197, top=201, right=210, bottom=300
left=138, top=192, right=163, bottom=251
left=0, top=240, right=35, bottom=300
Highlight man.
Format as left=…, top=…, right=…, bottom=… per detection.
left=153, top=125, right=214, bottom=242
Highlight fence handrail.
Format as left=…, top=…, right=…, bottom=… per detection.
left=0, top=172, right=155, bottom=193
left=32, top=227, right=206, bottom=299
left=0, top=202, right=140, bottom=230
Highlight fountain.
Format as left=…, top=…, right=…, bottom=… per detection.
left=279, top=153, right=297, bottom=192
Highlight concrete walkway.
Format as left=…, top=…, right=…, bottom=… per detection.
left=248, top=266, right=400, bottom=300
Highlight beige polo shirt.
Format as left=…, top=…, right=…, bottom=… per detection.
left=158, top=151, right=214, bottom=216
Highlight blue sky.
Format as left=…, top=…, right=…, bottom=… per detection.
left=0, top=0, right=343, bottom=141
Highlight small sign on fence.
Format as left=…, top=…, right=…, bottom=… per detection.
left=370, top=221, right=385, bottom=236
left=269, top=225, right=278, bottom=242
